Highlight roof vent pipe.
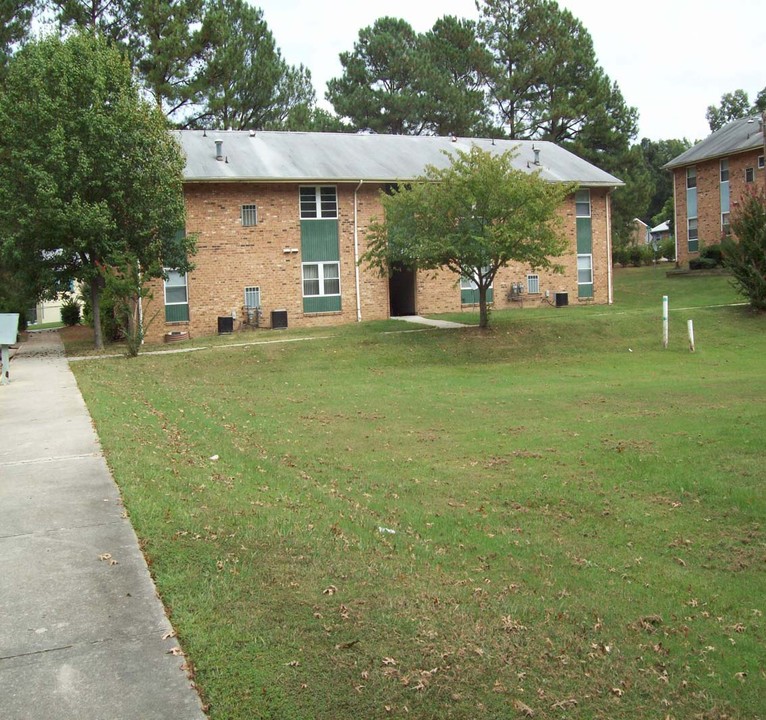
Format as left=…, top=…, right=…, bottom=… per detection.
left=533, top=146, right=541, bottom=165
left=214, top=139, right=223, bottom=161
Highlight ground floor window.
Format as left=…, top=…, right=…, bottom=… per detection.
left=527, top=274, right=540, bottom=294
left=688, top=217, right=699, bottom=253
left=721, top=212, right=730, bottom=235
left=302, top=262, right=341, bottom=312
left=577, top=254, right=593, bottom=298
left=164, top=270, right=189, bottom=322
left=460, top=267, right=493, bottom=305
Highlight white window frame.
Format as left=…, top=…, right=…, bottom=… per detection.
left=720, top=159, right=729, bottom=183
left=164, top=269, right=188, bottom=307
left=241, top=204, right=258, bottom=226
left=577, top=254, right=593, bottom=286
left=575, top=189, right=591, bottom=218
left=299, top=186, right=338, bottom=220
left=244, top=286, right=261, bottom=308
left=686, top=167, right=697, bottom=189
left=302, top=261, right=341, bottom=297
left=527, top=274, right=540, bottom=294
left=460, top=266, right=492, bottom=290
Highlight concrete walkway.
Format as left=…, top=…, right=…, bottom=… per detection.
left=394, top=315, right=468, bottom=329
left=0, top=331, right=207, bottom=720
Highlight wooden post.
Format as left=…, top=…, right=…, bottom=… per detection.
left=687, top=319, right=695, bottom=352
left=662, top=295, right=669, bottom=348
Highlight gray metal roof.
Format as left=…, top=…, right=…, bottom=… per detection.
left=175, top=130, right=623, bottom=187
left=664, top=116, right=765, bottom=170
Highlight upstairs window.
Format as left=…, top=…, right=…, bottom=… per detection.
left=746, top=167, right=754, bottom=183
left=759, top=155, right=765, bottom=169
left=241, top=204, right=258, bottom=226
left=686, top=167, right=696, bottom=189
left=720, top=159, right=729, bottom=182
left=575, top=189, right=591, bottom=217
left=300, top=186, right=338, bottom=219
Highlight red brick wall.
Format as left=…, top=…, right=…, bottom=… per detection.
left=674, top=149, right=765, bottom=267
left=144, top=183, right=613, bottom=343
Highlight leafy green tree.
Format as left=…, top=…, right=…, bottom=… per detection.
left=363, top=147, right=571, bottom=328
left=640, top=137, right=692, bottom=221
left=327, top=17, right=426, bottom=134
left=417, top=16, right=491, bottom=136
left=722, top=189, right=766, bottom=311
left=0, top=32, right=194, bottom=350
left=477, top=0, right=637, bottom=146
left=706, top=89, right=753, bottom=132
left=0, top=0, right=37, bottom=77
left=199, top=0, right=315, bottom=130
left=50, top=0, right=132, bottom=43
left=128, top=0, right=210, bottom=124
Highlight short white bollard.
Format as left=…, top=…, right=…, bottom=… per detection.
left=662, top=295, right=669, bottom=349
left=687, top=319, right=695, bottom=352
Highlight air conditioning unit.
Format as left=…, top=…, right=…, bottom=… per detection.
left=555, top=292, right=569, bottom=308
left=271, top=309, right=288, bottom=330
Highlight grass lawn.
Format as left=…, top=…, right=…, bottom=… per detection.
left=68, top=266, right=765, bottom=719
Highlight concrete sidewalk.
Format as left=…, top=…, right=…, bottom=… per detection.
left=394, top=315, right=468, bottom=329
left=0, top=331, right=207, bottom=720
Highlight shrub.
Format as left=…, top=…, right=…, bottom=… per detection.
left=79, top=282, right=124, bottom=341
left=700, top=244, right=724, bottom=266
left=612, top=247, right=629, bottom=266
left=722, top=189, right=766, bottom=310
left=60, top=298, right=81, bottom=326
left=659, top=237, right=676, bottom=261
left=689, top=257, right=718, bottom=270
left=628, top=246, right=644, bottom=267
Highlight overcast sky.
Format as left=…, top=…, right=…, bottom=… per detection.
left=256, top=0, right=764, bottom=143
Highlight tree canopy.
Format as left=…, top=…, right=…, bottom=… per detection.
left=706, top=88, right=766, bottom=132
left=0, top=32, right=194, bottom=349
left=723, top=188, right=766, bottom=311
left=363, top=147, right=572, bottom=328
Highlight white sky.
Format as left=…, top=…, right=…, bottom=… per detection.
left=256, top=0, right=765, bottom=143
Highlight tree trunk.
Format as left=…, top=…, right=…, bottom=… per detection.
left=90, top=275, right=104, bottom=350
left=478, top=284, right=490, bottom=329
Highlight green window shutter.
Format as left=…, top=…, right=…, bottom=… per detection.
left=300, top=220, right=339, bottom=261
left=576, top=217, right=592, bottom=254
left=303, top=296, right=341, bottom=313
left=165, top=304, right=189, bottom=322
left=460, top=287, right=493, bottom=304
left=578, top=284, right=593, bottom=299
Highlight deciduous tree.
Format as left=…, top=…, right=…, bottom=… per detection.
left=723, top=188, right=766, bottom=311
left=363, top=147, right=571, bottom=328
left=706, top=89, right=753, bottom=132
left=0, top=32, right=194, bottom=350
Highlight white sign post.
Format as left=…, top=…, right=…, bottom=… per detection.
left=687, top=319, right=695, bottom=352
left=662, top=295, right=669, bottom=349
left=0, top=313, right=20, bottom=385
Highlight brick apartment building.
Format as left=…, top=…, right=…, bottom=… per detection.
left=143, top=131, right=622, bottom=343
left=665, top=115, right=766, bottom=268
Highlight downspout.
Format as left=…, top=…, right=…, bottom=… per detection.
left=606, top=189, right=613, bottom=305
left=137, top=261, right=144, bottom=344
left=353, top=180, right=363, bottom=322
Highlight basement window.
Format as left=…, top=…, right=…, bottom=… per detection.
left=527, top=274, right=540, bottom=294
left=244, top=286, right=261, bottom=308
left=241, top=204, right=258, bottom=226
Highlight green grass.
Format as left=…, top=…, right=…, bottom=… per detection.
left=68, top=267, right=766, bottom=720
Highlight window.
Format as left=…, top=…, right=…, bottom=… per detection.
left=300, top=186, right=337, bottom=219
left=686, top=167, right=696, bottom=189
left=460, top=266, right=493, bottom=304
left=746, top=167, right=754, bottom=183
left=687, top=217, right=698, bottom=252
left=577, top=255, right=593, bottom=285
left=575, top=189, right=591, bottom=217
left=241, top=204, right=257, bottom=226
left=759, top=155, right=765, bottom=169
left=527, top=274, right=540, bottom=294
left=164, top=270, right=189, bottom=322
left=244, top=286, right=261, bottom=308
left=720, top=159, right=729, bottom=183
left=721, top=213, right=730, bottom=235
left=302, top=262, right=340, bottom=297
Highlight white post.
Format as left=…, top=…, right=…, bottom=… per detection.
left=687, top=319, right=695, bottom=352
left=1, top=345, right=9, bottom=385
left=662, top=295, right=669, bottom=349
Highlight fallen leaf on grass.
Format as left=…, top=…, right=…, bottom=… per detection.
left=162, top=630, right=177, bottom=640
left=550, top=698, right=578, bottom=709
left=512, top=699, right=534, bottom=716
left=335, top=639, right=359, bottom=650
left=287, top=660, right=300, bottom=667
left=735, top=671, right=747, bottom=681
left=323, top=585, right=337, bottom=595
left=382, top=657, right=397, bottom=666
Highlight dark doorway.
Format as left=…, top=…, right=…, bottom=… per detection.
left=389, top=265, right=416, bottom=316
